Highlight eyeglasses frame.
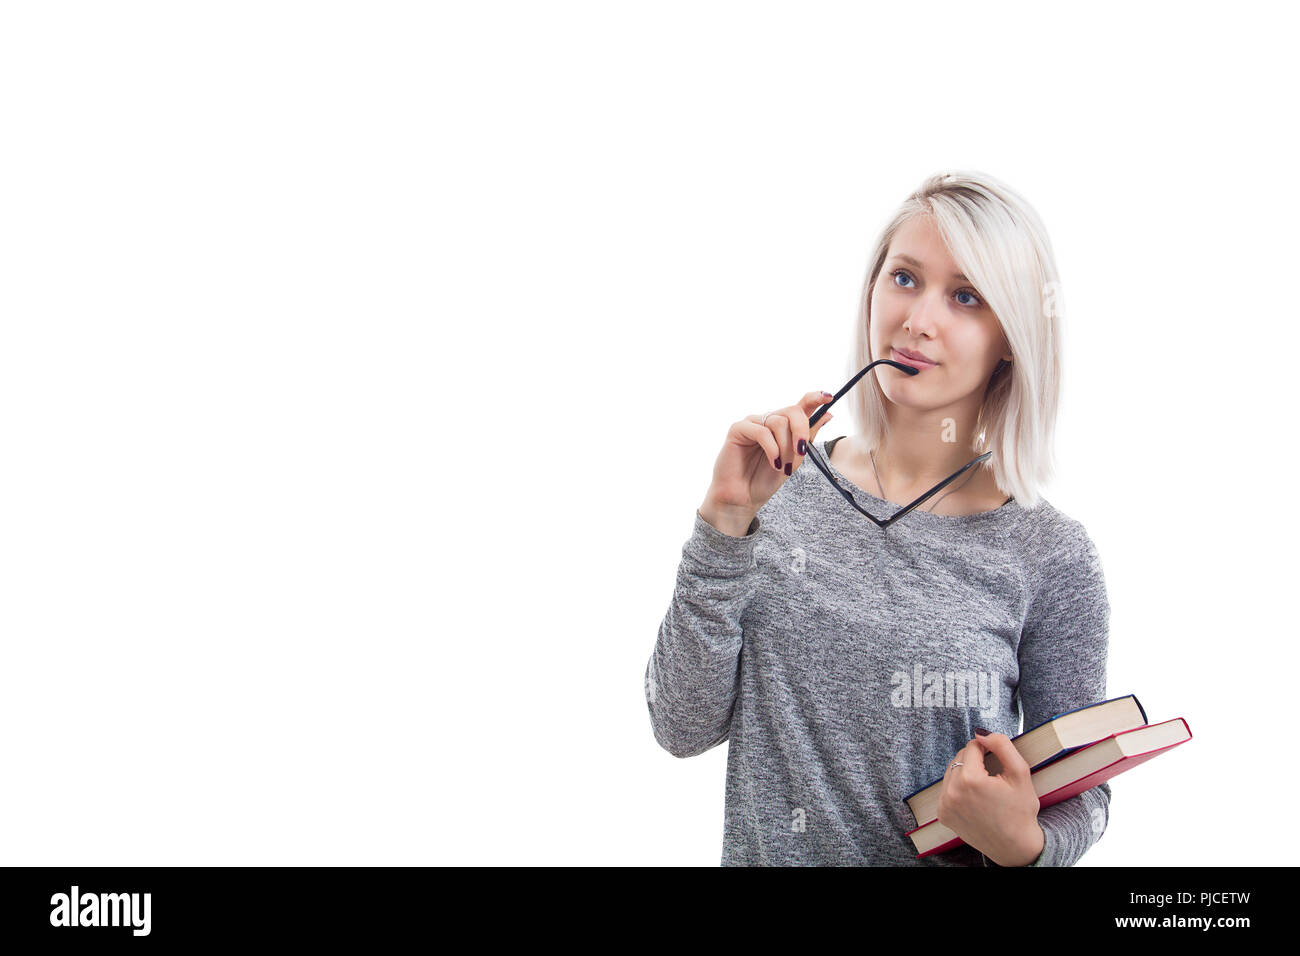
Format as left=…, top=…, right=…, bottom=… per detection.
left=802, top=358, right=993, bottom=530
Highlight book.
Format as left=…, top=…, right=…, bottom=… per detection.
left=903, top=694, right=1149, bottom=828
left=904, top=717, right=1192, bottom=858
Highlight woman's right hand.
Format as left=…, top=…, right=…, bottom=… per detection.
left=698, top=390, right=836, bottom=535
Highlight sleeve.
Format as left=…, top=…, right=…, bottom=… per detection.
left=645, top=509, right=761, bottom=758
left=1014, top=519, right=1112, bottom=866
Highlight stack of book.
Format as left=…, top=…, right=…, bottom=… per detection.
left=903, top=694, right=1192, bottom=857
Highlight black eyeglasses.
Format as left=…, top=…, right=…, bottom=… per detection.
left=803, top=358, right=993, bottom=530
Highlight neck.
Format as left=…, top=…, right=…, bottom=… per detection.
left=873, top=402, right=985, bottom=491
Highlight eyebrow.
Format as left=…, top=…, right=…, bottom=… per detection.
left=889, top=253, right=968, bottom=282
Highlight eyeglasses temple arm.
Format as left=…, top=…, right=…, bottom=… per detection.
left=804, top=445, right=889, bottom=529
left=885, top=452, right=994, bottom=525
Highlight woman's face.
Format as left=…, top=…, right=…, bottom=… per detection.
left=868, top=215, right=1012, bottom=412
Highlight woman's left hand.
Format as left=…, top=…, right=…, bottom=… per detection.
left=936, top=731, right=1045, bottom=866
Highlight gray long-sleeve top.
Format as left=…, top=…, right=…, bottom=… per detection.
left=646, top=436, right=1112, bottom=866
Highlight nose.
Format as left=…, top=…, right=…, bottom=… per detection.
left=904, top=287, right=950, bottom=338
left=904, top=308, right=936, bottom=339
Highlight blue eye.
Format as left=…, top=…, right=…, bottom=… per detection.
left=890, top=269, right=983, bottom=308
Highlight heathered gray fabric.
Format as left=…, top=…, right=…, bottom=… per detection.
left=645, top=436, right=1112, bottom=866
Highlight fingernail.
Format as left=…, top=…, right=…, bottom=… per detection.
left=797, top=439, right=806, bottom=455
left=774, top=456, right=781, bottom=469
left=821, top=391, right=833, bottom=399
left=974, top=727, right=990, bottom=736
left=784, top=462, right=792, bottom=476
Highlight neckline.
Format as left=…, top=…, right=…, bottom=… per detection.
left=816, top=436, right=1020, bottom=526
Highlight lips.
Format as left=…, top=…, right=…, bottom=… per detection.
left=892, top=347, right=937, bottom=368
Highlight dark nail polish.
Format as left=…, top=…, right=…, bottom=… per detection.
left=797, top=439, right=806, bottom=455
left=775, top=456, right=781, bottom=469
left=784, top=462, right=792, bottom=476
left=974, top=727, right=990, bottom=736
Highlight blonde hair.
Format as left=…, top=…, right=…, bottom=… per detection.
left=848, top=170, right=1065, bottom=509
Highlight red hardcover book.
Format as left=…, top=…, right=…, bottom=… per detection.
left=903, top=694, right=1148, bottom=829
left=904, top=717, right=1192, bottom=858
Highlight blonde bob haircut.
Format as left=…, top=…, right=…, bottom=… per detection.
left=848, top=170, right=1065, bottom=510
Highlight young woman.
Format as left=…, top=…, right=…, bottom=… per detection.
left=646, top=171, right=1111, bottom=866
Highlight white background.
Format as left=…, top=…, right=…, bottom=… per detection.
left=2, top=1, right=1294, bottom=865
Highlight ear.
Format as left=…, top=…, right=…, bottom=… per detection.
left=998, top=334, right=1012, bottom=365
